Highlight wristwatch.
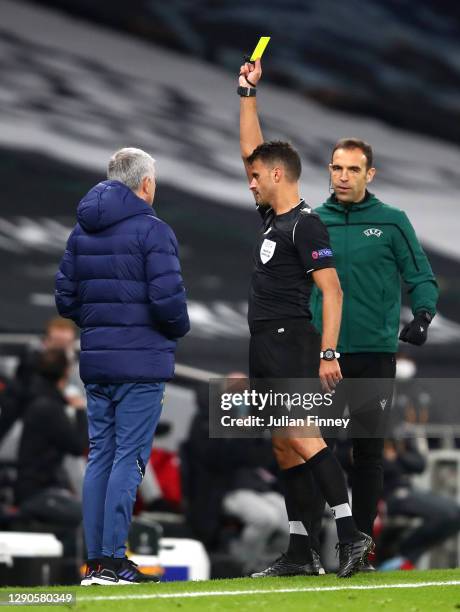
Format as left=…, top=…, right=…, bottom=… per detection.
left=237, top=86, right=256, bottom=97
left=320, top=349, right=341, bottom=361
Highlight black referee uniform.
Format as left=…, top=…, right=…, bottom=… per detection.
left=248, top=200, right=335, bottom=379
left=245, top=197, right=373, bottom=579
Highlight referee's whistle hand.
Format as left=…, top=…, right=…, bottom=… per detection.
left=319, top=360, right=342, bottom=394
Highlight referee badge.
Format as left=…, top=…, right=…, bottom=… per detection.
left=260, top=238, right=277, bottom=264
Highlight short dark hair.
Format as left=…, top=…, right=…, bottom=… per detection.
left=331, top=138, right=373, bottom=170
left=37, top=348, right=69, bottom=384
left=246, top=141, right=302, bottom=182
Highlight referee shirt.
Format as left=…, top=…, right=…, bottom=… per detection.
left=248, top=200, right=335, bottom=331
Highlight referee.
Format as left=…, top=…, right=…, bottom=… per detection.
left=237, top=117, right=373, bottom=577
left=238, top=59, right=439, bottom=572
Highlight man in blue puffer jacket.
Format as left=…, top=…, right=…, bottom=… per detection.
left=55, top=147, right=190, bottom=585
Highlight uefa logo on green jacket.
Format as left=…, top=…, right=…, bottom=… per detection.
left=363, top=228, right=383, bottom=237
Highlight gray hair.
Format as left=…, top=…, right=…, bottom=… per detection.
left=107, top=147, right=156, bottom=191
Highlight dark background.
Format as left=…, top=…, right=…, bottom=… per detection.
left=1, top=0, right=459, bottom=375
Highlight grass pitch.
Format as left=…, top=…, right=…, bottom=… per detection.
left=1, top=569, right=460, bottom=611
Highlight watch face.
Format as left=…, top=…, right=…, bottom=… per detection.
left=324, top=349, right=334, bottom=360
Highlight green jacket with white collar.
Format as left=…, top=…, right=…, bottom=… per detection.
left=310, top=192, right=439, bottom=354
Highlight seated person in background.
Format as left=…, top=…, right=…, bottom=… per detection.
left=15, top=348, right=88, bottom=527
left=16, top=316, right=84, bottom=399
left=380, top=438, right=460, bottom=570
left=0, top=317, right=84, bottom=443
left=221, top=451, right=288, bottom=573
left=185, top=374, right=288, bottom=574
left=135, top=420, right=184, bottom=514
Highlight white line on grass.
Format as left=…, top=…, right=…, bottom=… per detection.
left=78, top=580, right=460, bottom=602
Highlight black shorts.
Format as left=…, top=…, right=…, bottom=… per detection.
left=249, top=318, right=321, bottom=379
left=248, top=318, right=321, bottom=433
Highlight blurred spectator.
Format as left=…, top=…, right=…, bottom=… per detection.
left=379, top=438, right=460, bottom=570
left=0, top=380, right=22, bottom=445
left=183, top=375, right=287, bottom=573
left=394, top=355, right=430, bottom=426
left=15, top=348, right=88, bottom=527
left=17, top=317, right=84, bottom=397
left=0, top=317, right=84, bottom=444
left=392, top=354, right=441, bottom=449
left=138, top=421, right=183, bottom=513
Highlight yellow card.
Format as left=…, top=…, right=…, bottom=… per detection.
left=250, top=36, right=271, bottom=61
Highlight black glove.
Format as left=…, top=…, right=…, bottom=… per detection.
left=399, top=311, right=432, bottom=346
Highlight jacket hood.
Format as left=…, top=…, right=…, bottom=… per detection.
left=323, top=191, right=381, bottom=213
left=77, top=180, right=155, bottom=232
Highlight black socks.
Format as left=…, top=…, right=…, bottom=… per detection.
left=280, top=463, right=313, bottom=564
left=280, top=445, right=361, bottom=563
left=305, top=447, right=360, bottom=543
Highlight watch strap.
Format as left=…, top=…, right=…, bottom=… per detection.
left=237, top=86, right=257, bottom=97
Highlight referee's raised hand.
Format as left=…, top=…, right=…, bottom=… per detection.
left=320, top=358, right=342, bottom=394
left=239, top=58, right=262, bottom=88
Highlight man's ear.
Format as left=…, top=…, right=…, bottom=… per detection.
left=366, top=167, right=376, bottom=184
left=272, top=166, right=282, bottom=183
left=142, top=176, right=152, bottom=194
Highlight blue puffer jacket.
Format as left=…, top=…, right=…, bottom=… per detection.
left=55, top=180, right=190, bottom=384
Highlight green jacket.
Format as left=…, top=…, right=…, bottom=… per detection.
left=311, top=193, right=438, bottom=353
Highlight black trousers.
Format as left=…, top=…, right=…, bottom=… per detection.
left=310, top=353, right=396, bottom=541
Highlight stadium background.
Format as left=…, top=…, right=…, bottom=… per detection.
left=0, top=0, right=460, bottom=592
